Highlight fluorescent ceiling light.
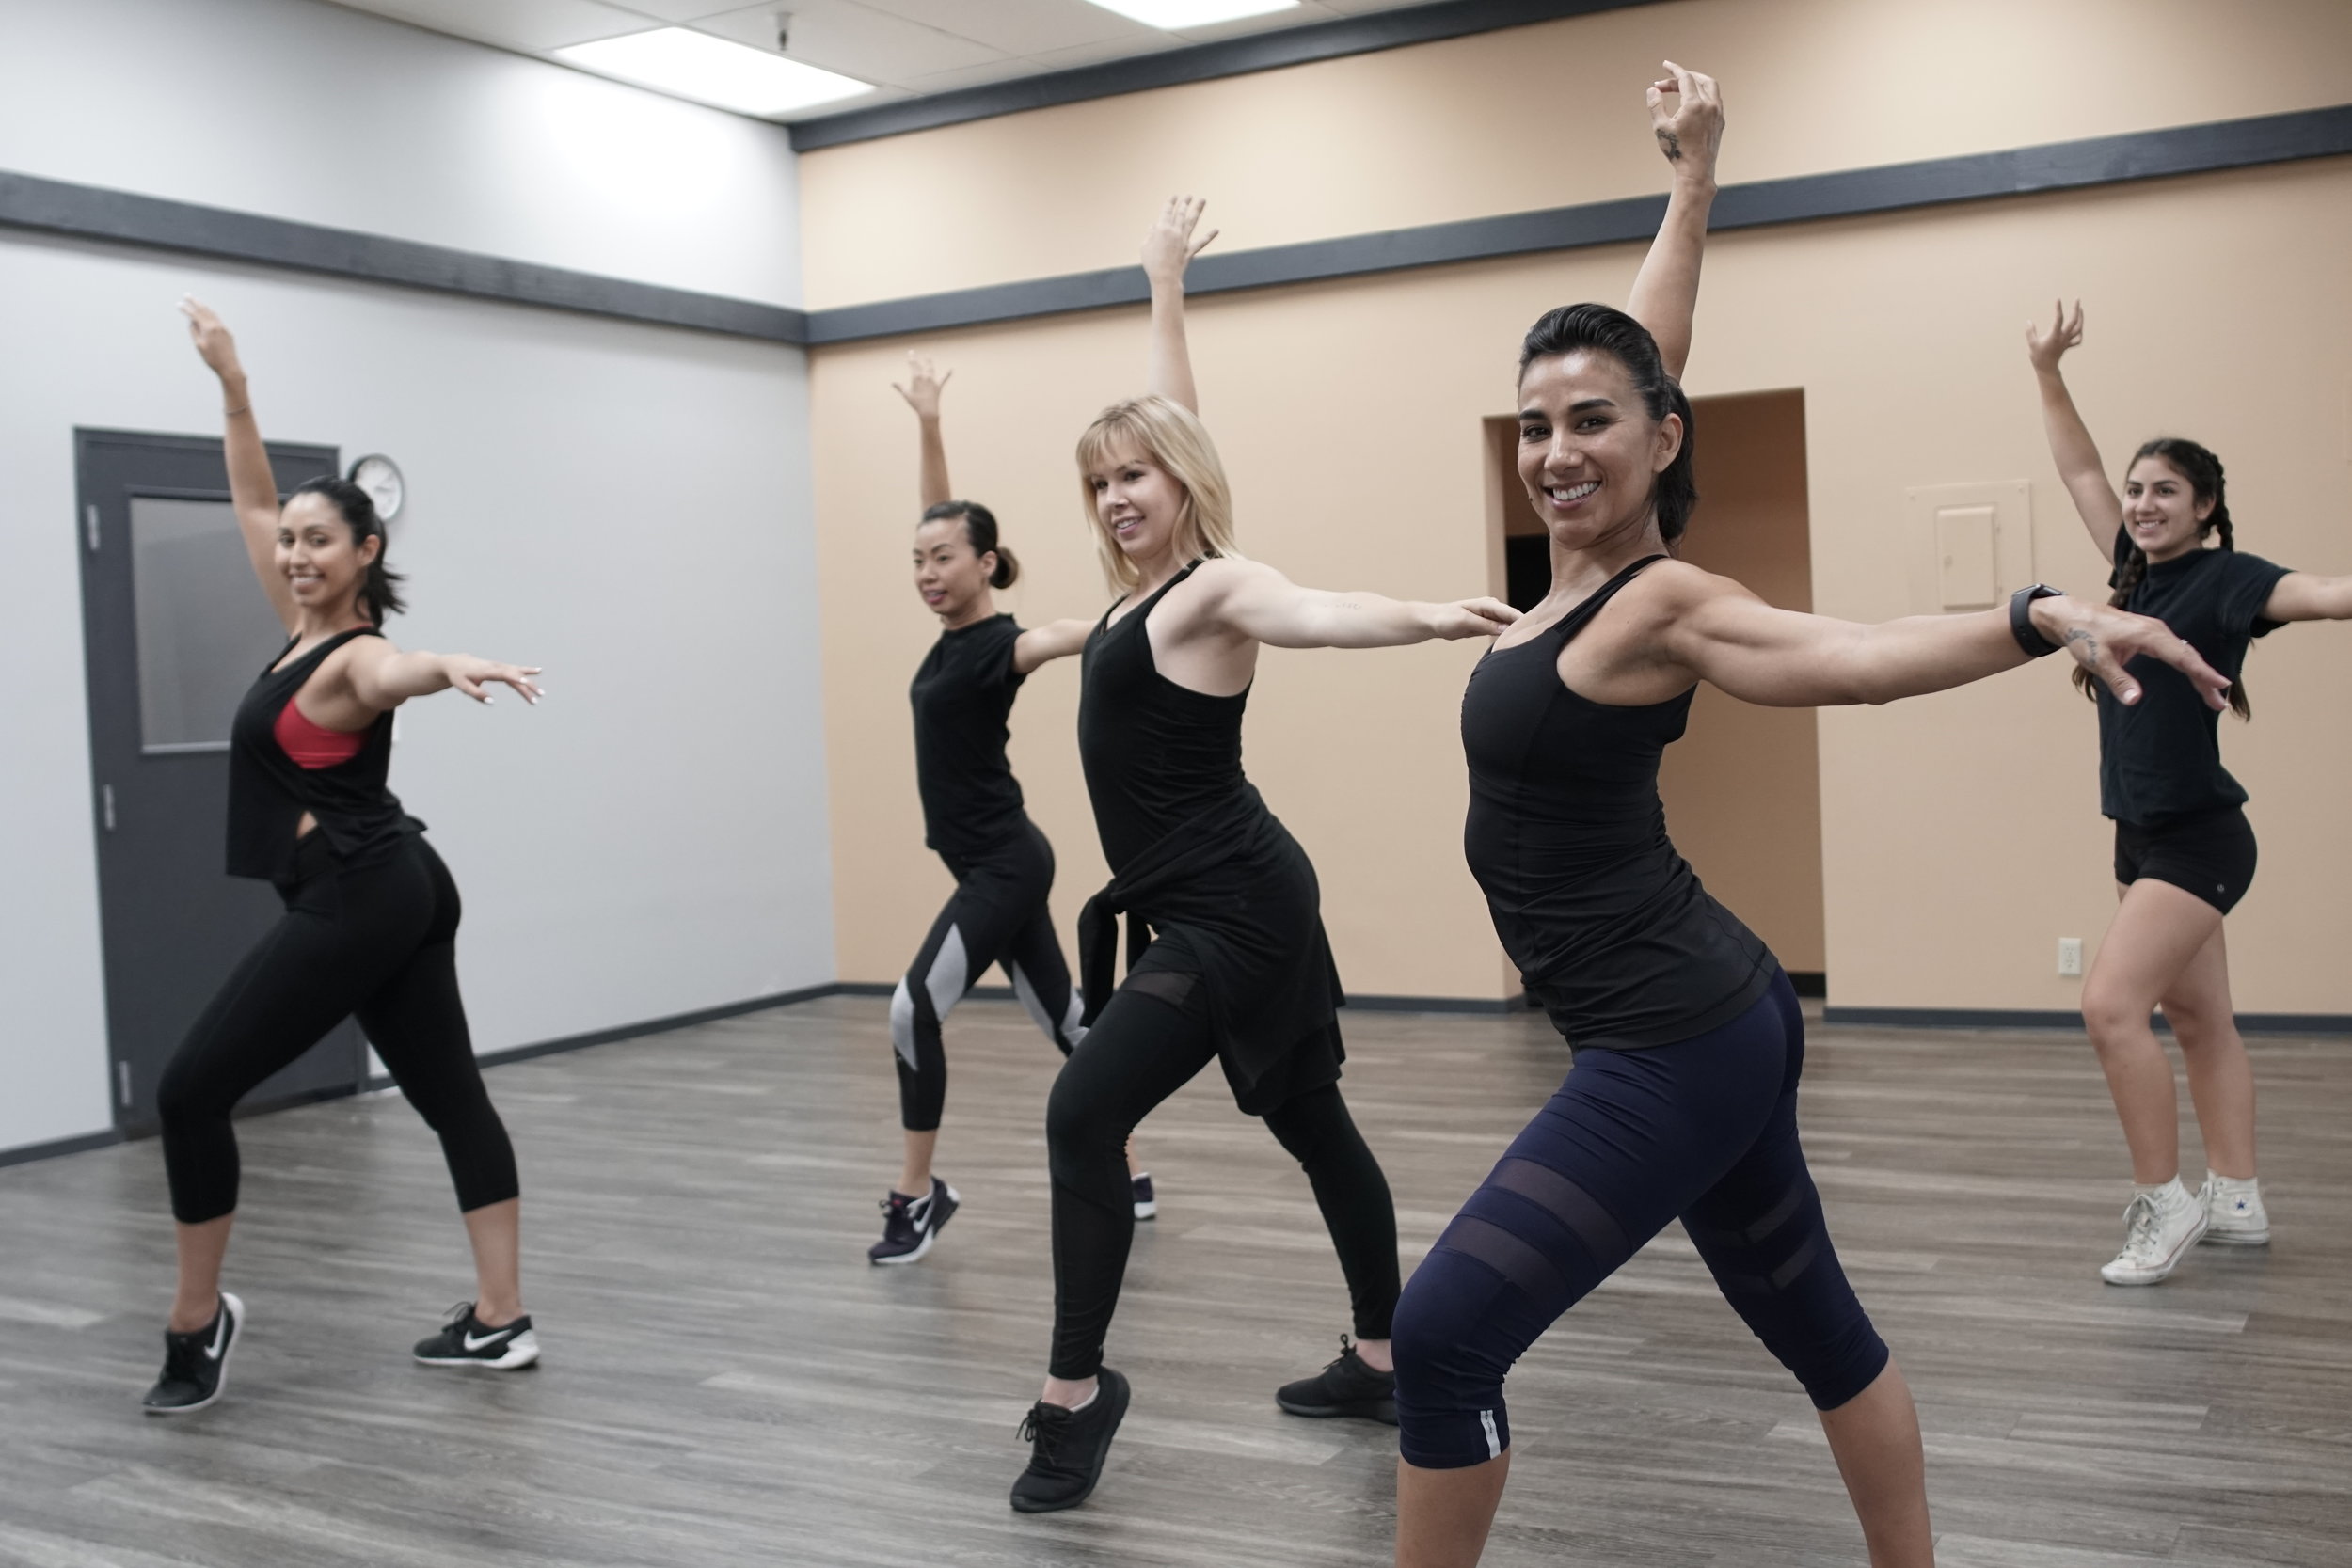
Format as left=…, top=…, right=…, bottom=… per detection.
left=553, top=28, right=873, bottom=118
left=1086, top=0, right=1302, bottom=28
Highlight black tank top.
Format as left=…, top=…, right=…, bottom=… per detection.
left=227, top=627, right=415, bottom=881
left=1076, top=561, right=1345, bottom=1112
left=1461, top=556, right=1773, bottom=1050
left=910, top=613, right=1030, bottom=858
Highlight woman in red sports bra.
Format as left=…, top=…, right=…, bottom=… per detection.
left=140, top=299, right=547, bottom=1416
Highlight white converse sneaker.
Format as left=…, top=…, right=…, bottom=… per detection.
left=2200, top=1174, right=2270, bottom=1246
left=2100, top=1181, right=2207, bottom=1285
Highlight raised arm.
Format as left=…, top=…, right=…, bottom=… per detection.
left=892, top=353, right=954, bottom=510
left=181, top=297, right=296, bottom=631
left=1142, top=195, right=1218, bottom=415
left=1626, top=62, right=1724, bottom=381
left=2025, top=299, right=2123, bottom=554
left=1656, top=572, right=2229, bottom=710
left=1199, top=558, right=1515, bottom=650
left=1012, top=617, right=1095, bottom=674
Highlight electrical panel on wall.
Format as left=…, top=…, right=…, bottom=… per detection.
left=1904, top=481, right=2034, bottom=614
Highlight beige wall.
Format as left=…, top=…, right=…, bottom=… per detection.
left=805, top=1, right=2352, bottom=1012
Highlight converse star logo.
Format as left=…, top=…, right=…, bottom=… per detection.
left=202, top=1314, right=230, bottom=1361
left=462, top=1327, right=514, bottom=1352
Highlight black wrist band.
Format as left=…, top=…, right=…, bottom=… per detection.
left=2010, top=583, right=2064, bottom=657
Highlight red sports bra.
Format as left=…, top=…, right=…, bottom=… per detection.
left=274, top=697, right=367, bottom=769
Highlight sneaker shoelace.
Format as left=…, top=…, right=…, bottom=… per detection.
left=1017, top=1402, right=1073, bottom=1465
left=2118, top=1194, right=2169, bottom=1264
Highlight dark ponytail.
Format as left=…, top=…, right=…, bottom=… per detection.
left=1518, top=303, right=1699, bottom=543
left=922, top=499, right=1018, bottom=588
left=290, top=475, right=405, bottom=624
left=2072, top=436, right=2249, bottom=719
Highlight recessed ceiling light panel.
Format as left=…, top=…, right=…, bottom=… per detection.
left=1086, top=0, right=1303, bottom=28
left=553, top=28, right=873, bottom=118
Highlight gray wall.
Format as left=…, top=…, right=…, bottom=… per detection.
left=0, top=0, right=829, bottom=1158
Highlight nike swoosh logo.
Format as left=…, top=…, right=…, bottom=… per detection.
left=203, top=1313, right=229, bottom=1361
left=462, top=1328, right=514, bottom=1352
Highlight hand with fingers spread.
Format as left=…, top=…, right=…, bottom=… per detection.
left=1142, top=194, right=1218, bottom=287
left=179, top=295, right=246, bottom=385
left=1646, top=60, right=1724, bottom=184
left=2031, top=596, right=2230, bottom=711
left=893, top=352, right=952, bottom=420
left=2026, top=298, right=2086, bottom=374
left=440, top=656, right=545, bottom=706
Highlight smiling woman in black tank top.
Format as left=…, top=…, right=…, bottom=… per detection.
left=1004, top=198, right=1518, bottom=1515
left=866, top=355, right=1136, bottom=1268
left=145, top=301, right=547, bottom=1416
left=2027, top=304, right=2352, bottom=1287
left=1386, top=69, right=2235, bottom=1568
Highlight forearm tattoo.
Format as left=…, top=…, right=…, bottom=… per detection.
left=2063, top=626, right=2098, bottom=665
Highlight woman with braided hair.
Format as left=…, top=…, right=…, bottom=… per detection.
left=2028, top=301, right=2352, bottom=1284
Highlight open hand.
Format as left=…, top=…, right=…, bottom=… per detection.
left=1647, top=61, right=1724, bottom=182
left=1142, top=195, right=1218, bottom=284
left=2038, top=598, right=2228, bottom=710
left=441, top=655, right=544, bottom=705
left=892, top=353, right=951, bottom=418
left=179, top=295, right=245, bottom=382
left=1431, top=597, right=1520, bottom=640
left=2025, top=298, right=2084, bottom=373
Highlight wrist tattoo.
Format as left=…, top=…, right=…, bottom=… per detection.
left=1655, top=129, right=1683, bottom=162
left=2063, top=627, right=2098, bottom=662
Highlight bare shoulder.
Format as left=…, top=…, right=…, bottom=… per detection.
left=1613, top=557, right=1754, bottom=623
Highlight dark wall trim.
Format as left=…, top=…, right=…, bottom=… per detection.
left=807, top=103, right=2352, bottom=343
left=0, top=1127, right=121, bottom=1173
left=1822, top=1006, right=2352, bottom=1036
left=789, top=0, right=1667, bottom=151
left=0, top=170, right=809, bottom=344
left=465, top=983, right=846, bottom=1071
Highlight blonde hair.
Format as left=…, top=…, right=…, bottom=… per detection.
left=1074, top=394, right=1242, bottom=591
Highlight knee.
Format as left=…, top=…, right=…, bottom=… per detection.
left=1391, top=1261, right=1514, bottom=1468
left=2161, top=1001, right=2236, bottom=1052
left=888, top=979, right=923, bottom=1067
left=2080, top=980, right=2151, bottom=1048
left=154, top=1054, right=224, bottom=1131
left=1044, top=1070, right=1121, bottom=1168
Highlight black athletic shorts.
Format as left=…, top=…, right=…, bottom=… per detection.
left=2113, top=805, right=2257, bottom=914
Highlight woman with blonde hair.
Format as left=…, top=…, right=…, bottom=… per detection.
left=1006, top=196, right=1518, bottom=1513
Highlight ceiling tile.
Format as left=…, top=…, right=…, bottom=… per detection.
left=849, top=0, right=1156, bottom=57
left=326, top=0, right=651, bottom=52
left=685, top=2, right=1011, bottom=87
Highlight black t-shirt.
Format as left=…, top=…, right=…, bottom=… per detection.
left=911, top=613, right=1029, bottom=857
left=2097, top=530, right=2289, bottom=825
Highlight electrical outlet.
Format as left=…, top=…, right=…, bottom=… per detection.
left=2058, top=937, right=2084, bottom=977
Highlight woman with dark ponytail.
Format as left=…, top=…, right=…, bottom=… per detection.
left=869, top=356, right=1134, bottom=1266
left=2027, top=302, right=2352, bottom=1286
left=145, top=300, right=547, bottom=1415
left=1392, top=71, right=2232, bottom=1568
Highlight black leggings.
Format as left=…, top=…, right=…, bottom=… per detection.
left=891, top=821, right=1084, bottom=1132
left=1391, top=971, right=1886, bottom=1467
left=1044, top=978, right=1398, bottom=1379
left=157, top=833, right=517, bottom=1226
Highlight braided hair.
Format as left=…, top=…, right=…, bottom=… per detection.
left=2073, top=437, right=2249, bottom=719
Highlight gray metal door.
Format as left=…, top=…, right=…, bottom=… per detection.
left=76, top=428, right=369, bottom=1135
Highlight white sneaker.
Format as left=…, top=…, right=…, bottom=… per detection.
left=2100, top=1182, right=2207, bottom=1285
left=2200, top=1174, right=2270, bottom=1246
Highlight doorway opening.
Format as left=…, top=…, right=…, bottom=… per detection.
left=1482, top=389, right=1826, bottom=993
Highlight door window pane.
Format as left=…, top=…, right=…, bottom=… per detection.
left=131, top=498, right=286, bottom=752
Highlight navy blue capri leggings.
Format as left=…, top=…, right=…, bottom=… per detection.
left=1392, top=970, right=1888, bottom=1468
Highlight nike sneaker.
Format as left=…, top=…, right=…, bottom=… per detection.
left=142, top=1291, right=244, bottom=1414
left=1276, top=1336, right=1397, bottom=1424
left=869, top=1177, right=960, bottom=1265
left=413, top=1303, right=540, bottom=1369
left=1131, top=1172, right=1158, bottom=1221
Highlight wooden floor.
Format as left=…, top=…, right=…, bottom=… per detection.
left=3, top=996, right=2348, bottom=1567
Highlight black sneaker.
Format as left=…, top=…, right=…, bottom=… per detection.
left=868, top=1177, right=960, bottom=1265
left=1131, top=1172, right=1158, bottom=1221
left=1276, top=1336, right=1396, bottom=1424
left=142, top=1291, right=245, bottom=1415
left=413, top=1303, right=540, bottom=1369
left=1009, top=1367, right=1132, bottom=1513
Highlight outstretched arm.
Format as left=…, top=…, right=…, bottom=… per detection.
left=1012, top=617, right=1094, bottom=674
left=1142, top=195, right=1218, bottom=415
left=2262, top=573, right=2352, bottom=622
left=180, top=297, right=296, bottom=631
left=1626, top=62, right=1724, bottom=381
left=342, top=638, right=543, bottom=715
left=892, top=353, right=953, bottom=510
left=1657, top=573, right=2229, bottom=710
left=1200, top=558, right=1516, bottom=650
left=2025, top=299, right=2123, bottom=555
